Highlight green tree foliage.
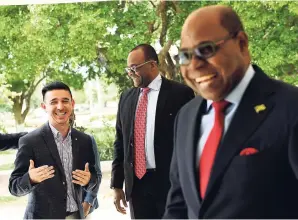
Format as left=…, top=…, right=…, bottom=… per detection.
left=228, top=1, right=298, bottom=84
left=0, top=5, right=93, bottom=128
left=0, top=1, right=297, bottom=129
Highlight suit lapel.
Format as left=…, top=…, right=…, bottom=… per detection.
left=203, top=67, right=276, bottom=202
left=42, top=123, right=65, bottom=179
left=129, top=88, right=140, bottom=144
left=71, top=128, right=80, bottom=171
left=131, top=88, right=140, bottom=120
left=71, top=129, right=81, bottom=195
left=154, top=77, right=169, bottom=135
left=185, top=96, right=205, bottom=207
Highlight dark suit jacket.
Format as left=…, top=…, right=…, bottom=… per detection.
left=110, top=77, right=194, bottom=201
left=0, top=132, right=27, bottom=151
left=9, top=123, right=100, bottom=219
left=164, top=65, right=298, bottom=219
left=84, top=134, right=102, bottom=214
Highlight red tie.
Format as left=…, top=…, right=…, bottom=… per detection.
left=199, top=100, right=229, bottom=199
left=134, top=87, right=150, bottom=179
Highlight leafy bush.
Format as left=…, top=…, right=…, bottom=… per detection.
left=75, top=120, right=115, bottom=161
left=91, top=121, right=115, bottom=161
left=102, top=114, right=116, bottom=122
left=89, top=115, right=100, bottom=122
left=0, top=124, right=7, bottom=132
left=0, top=104, right=12, bottom=113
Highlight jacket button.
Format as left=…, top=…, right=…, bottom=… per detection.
left=63, top=182, right=65, bottom=185
left=130, top=163, right=133, bottom=167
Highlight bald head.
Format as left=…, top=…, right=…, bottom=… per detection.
left=182, top=5, right=244, bottom=39
left=179, top=5, right=251, bottom=101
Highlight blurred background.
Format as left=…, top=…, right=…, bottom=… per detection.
left=0, top=0, right=297, bottom=218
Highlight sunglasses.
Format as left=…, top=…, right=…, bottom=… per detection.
left=177, top=32, right=238, bottom=66
left=125, top=60, right=155, bottom=74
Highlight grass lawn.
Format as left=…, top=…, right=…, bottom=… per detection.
left=0, top=196, right=18, bottom=204
left=0, top=163, right=14, bottom=171
left=0, top=150, right=15, bottom=155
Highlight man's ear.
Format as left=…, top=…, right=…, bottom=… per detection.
left=41, top=102, right=46, bottom=110
left=237, top=31, right=249, bottom=53
left=151, top=61, right=157, bottom=69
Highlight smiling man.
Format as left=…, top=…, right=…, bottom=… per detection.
left=110, top=44, right=194, bottom=219
left=9, top=81, right=100, bottom=219
left=164, top=5, right=298, bottom=219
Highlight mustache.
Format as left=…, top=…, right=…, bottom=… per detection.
left=128, top=72, right=140, bottom=79
left=128, top=72, right=144, bottom=87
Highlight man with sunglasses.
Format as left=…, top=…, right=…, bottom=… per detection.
left=164, top=5, right=298, bottom=219
left=110, top=44, right=194, bottom=219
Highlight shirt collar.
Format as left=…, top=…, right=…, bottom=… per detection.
left=141, top=74, right=162, bottom=92
left=49, top=122, right=71, bottom=139
left=206, top=64, right=255, bottom=111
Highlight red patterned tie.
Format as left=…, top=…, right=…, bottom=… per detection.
left=134, top=87, right=150, bottom=179
left=199, top=100, right=229, bottom=199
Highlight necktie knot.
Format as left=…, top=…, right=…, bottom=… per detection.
left=142, top=87, right=150, bottom=94
left=212, top=100, right=229, bottom=113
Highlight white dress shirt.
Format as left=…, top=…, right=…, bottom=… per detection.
left=197, top=65, right=255, bottom=165
left=137, top=74, right=162, bottom=169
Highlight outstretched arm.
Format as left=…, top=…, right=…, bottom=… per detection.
left=0, top=132, right=27, bottom=151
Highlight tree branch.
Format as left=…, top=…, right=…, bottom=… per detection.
left=159, top=1, right=168, bottom=46
left=149, top=0, right=156, bottom=8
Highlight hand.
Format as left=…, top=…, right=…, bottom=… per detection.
left=28, top=159, right=55, bottom=184
left=82, top=202, right=91, bottom=217
left=113, top=188, right=127, bottom=214
left=72, top=163, right=91, bottom=186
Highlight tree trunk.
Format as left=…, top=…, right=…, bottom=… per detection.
left=11, top=89, right=33, bottom=132
left=157, top=1, right=180, bottom=80
left=12, top=96, right=26, bottom=132
left=158, top=40, right=177, bottom=79
left=10, top=76, right=46, bottom=132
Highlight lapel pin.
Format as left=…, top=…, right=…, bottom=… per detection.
left=254, top=104, right=266, bottom=113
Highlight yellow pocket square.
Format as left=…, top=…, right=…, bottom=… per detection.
left=254, top=104, right=266, bottom=113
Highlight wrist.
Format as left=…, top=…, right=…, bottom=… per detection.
left=83, top=201, right=92, bottom=206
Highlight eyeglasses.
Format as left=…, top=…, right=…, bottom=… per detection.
left=125, top=60, right=154, bottom=74
left=177, top=32, right=238, bottom=66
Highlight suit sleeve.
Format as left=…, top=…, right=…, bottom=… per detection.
left=163, top=111, right=188, bottom=219
left=182, top=86, right=195, bottom=105
left=110, top=93, right=125, bottom=189
left=84, top=135, right=102, bottom=206
left=288, top=121, right=298, bottom=179
left=0, top=132, right=27, bottom=151
left=8, top=136, right=37, bottom=196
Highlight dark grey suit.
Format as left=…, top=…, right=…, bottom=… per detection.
left=9, top=123, right=100, bottom=219
left=0, top=132, right=27, bottom=151
left=164, top=65, right=298, bottom=219
left=111, top=77, right=194, bottom=218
